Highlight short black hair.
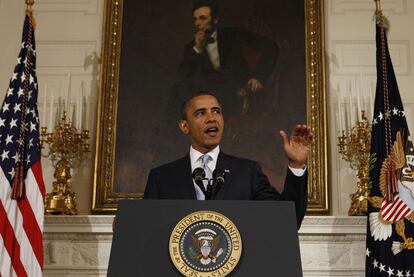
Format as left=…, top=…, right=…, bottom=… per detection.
left=180, top=91, right=219, bottom=120
left=192, top=0, right=219, bottom=19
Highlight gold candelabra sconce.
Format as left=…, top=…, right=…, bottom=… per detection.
left=338, top=110, right=372, bottom=216
left=40, top=111, right=90, bottom=215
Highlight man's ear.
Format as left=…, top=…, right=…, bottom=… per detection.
left=178, top=120, right=189, bottom=134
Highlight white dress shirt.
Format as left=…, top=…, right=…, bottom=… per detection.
left=190, top=145, right=220, bottom=200
left=193, top=30, right=220, bottom=70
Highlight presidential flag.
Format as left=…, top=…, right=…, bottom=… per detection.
left=366, top=11, right=414, bottom=277
left=0, top=10, right=46, bottom=277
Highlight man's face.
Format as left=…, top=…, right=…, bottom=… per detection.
left=179, top=95, right=224, bottom=153
left=193, top=6, right=217, bottom=33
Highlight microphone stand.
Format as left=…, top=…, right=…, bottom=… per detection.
left=194, top=179, right=209, bottom=198
left=192, top=169, right=225, bottom=200
left=196, top=178, right=215, bottom=200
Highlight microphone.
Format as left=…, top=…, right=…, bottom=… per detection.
left=213, top=169, right=225, bottom=183
left=211, top=169, right=226, bottom=199
left=192, top=168, right=208, bottom=196
left=192, top=167, right=205, bottom=183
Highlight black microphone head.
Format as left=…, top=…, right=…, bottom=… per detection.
left=192, top=167, right=205, bottom=182
left=210, top=168, right=225, bottom=200
left=212, top=168, right=225, bottom=183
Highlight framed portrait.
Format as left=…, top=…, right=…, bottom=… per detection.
left=92, top=0, right=328, bottom=213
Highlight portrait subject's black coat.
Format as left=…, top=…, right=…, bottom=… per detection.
left=175, top=27, right=279, bottom=111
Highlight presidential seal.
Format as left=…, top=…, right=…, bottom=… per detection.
left=169, top=211, right=242, bottom=277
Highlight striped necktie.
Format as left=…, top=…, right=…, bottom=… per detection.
left=200, top=154, right=212, bottom=183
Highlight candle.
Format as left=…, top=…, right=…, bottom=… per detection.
left=357, top=73, right=362, bottom=121
left=348, top=81, right=354, bottom=126
left=56, top=97, right=61, bottom=124
left=83, top=94, right=87, bottom=130
left=49, top=89, right=54, bottom=130
left=336, top=82, right=342, bottom=131
left=62, top=98, right=66, bottom=119
left=71, top=103, right=76, bottom=126
left=344, top=100, right=348, bottom=131
left=337, top=95, right=342, bottom=131
left=66, top=73, right=71, bottom=112
left=42, top=84, right=47, bottom=127
left=85, top=95, right=89, bottom=130
left=339, top=83, right=345, bottom=130
left=79, top=81, right=84, bottom=130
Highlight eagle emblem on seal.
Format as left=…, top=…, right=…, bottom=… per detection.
left=189, top=228, right=224, bottom=265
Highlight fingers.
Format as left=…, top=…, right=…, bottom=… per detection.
left=290, top=124, right=313, bottom=143
left=291, top=124, right=303, bottom=136
left=194, top=31, right=206, bottom=52
left=279, top=130, right=289, bottom=147
left=253, top=81, right=262, bottom=91
left=307, top=127, right=314, bottom=142
left=292, top=124, right=310, bottom=134
left=247, top=79, right=254, bottom=90
left=297, top=124, right=313, bottom=144
left=195, top=30, right=205, bottom=40
left=301, top=125, right=313, bottom=141
left=247, top=78, right=263, bottom=92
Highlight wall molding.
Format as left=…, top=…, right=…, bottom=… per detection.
left=331, top=0, right=407, bottom=15
left=331, top=40, right=411, bottom=75
left=34, top=0, right=100, bottom=15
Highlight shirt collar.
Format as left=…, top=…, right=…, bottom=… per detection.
left=189, top=145, right=220, bottom=170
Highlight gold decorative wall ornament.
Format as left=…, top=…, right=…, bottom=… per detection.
left=338, top=111, right=372, bottom=216
left=25, top=0, right=34, bottom=8
left=41, top=112, right=90, bottom=214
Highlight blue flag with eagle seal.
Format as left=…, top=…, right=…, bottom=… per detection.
left=366, top=11, right=414, bottom=277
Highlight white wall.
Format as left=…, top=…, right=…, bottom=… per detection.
left=1, top=0, right=413, bottom=214
left=326, top=0, right=414, bottom=215
left=0, top=0, right=103, bottom=213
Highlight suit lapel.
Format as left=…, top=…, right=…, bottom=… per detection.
left=214, top=152, right=233, bottom=199
left=176, top=155, right=197, bottom=199
left=216, top=30, right=229, bottom=70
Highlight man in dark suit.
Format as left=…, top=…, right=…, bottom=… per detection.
left=175, top=0, right=278, bottom=116
left=144, top=91, right=313, bottom=228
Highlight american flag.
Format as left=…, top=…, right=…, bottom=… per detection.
left=0, top=11, right=46, bottom=277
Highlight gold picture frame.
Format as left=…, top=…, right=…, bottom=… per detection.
left=92, top=0, right=329, bottom=214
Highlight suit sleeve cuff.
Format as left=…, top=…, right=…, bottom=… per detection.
left=288, top=166, right=307, bottom=177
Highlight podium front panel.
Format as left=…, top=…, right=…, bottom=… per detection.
left=108, top=200, right=302, bottom=276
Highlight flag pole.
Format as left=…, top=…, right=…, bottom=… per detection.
left=25, top=0, right=36, bottom=29
left=25, top=0, right=34, bottom=12
left=11, top=0, right=37, bottom=199
left=374, top=0, right=381, bottom=13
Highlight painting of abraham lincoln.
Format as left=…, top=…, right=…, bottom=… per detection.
left=114, top=0, right=306, bottom=195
